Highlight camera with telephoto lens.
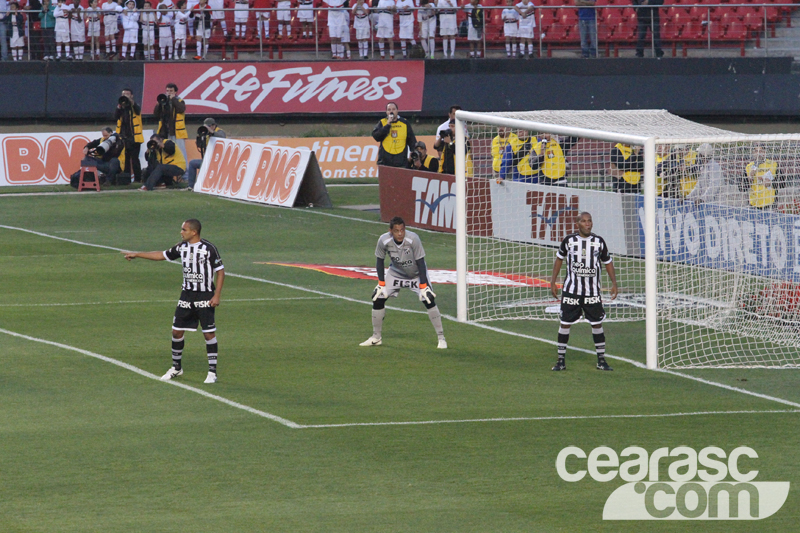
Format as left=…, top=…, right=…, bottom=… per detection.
left=156, top=93, right=168, bottom=105
left=196, top=125, right=210, bottom=157
left=410, top=151, right=420, bottom=162
left=146, top=139, right=159, bottom=151
left=92, top=133, right=119, bottom=157
left=118, top=96, right=131, bottom=108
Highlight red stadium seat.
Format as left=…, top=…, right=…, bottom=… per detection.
left=662, top=20, right=681, bottom=40
left=707, top=20, right=725, bottom=40
left=612, top=21, right=635, bottom=41
left=725, top=20, right=748, bottom=40
left=742, top=11, right=764, bottom=31
left=681, top=20, right=704, bottom=39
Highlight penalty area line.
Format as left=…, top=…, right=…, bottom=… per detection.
left=0, top=327, right=302, bottom=429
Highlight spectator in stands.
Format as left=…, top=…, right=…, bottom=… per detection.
left=154, top=82, right=189, bottom=161
left=69, top=0, right=86, bottom=61
left=7, top=2, right=25, bottom=61
left=340, top=7, right=351, bottom=58
left=173, top=0, right=189, bottom=58
left=501, top=0, right=519, bottom=58
left=464, top=0, right=483, bottom=58
left=686, top=143, right=723, bottom=204
left=375, top=0, right=394, bottom=59
left=233, top=0, right=249, bottom=39
left=575, top=0, right=596, bottom=58
left=297, top=0, right=313, bottom=39
left=53, top=0, right=71, bottom=59
left=39, top=0, right=57, bottom=60
left=102, top=0, right=121, bottom=58
left=140, top=134, right=187, bottom=190
left=192, top=0, right=211, bottom=58
left=185, top=117, right=227, bottom=189
left=353, top=0, right=370, bottom=58
left=499, top=129, right=542, bottom=183
left=157, top=2, right=174, bottom=59
left=396, top=0, right=415, bottom=58
left=87, top=0, right=102, bottom=60
left=417, top=0, right=435, bottom=59
left=325, top=0, right=346, bottom=58
left=141, top=0, right=157, bottom=60
left=609, top=142, right=643, bottom=193
left=119, top=0, right=138, bottom=59
left=491, top=127, right=517, bottom=174
left=372, top=102, right=417, bottom=168
left=634, top=0, right=663, bottom=58
left=409, top=141, right=439, bottom=173
left=83, top=127, right=123, bottom=185
left=253, top=0, right=269, bottom=40
left=0, top=0, right=9, bottom=61
left=275, top=0, right=290, bottom=39
left=515, top=0, right=534, bottom=59
left=746, top=143, right=779, bottom=209
left=437, top=0, right=457, bottom=58
left=209, top=0, right=227, bottom=37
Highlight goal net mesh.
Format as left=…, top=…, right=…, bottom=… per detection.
left=459, top=110, right=800, bottom=368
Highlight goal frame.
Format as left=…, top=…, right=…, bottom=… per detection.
left=454, top=110, right=659, bottom=369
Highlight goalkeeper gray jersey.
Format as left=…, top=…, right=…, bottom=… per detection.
left=375, top=230, right=426, bottom=279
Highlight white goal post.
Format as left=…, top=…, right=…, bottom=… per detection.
left=454, top=109, right=800, bottom=369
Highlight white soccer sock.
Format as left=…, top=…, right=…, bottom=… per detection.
left=528, top=43, right=534, bottom=56
left=112, top=42, right=117, bottom=52
left=421, top=39, right=428, bottom=54
left=221, top=21, right=227, bottom=34
left=379, top=41, right=385, bottom=57
left=427, top=306, right=445, bottom=339
left=428, top=38, right=434, bottom=57
left=278, top=23, right=284, bottom=36
left=512, top=43, right=517, bottom=54
left=449, top=38, right=455, bottom=56
left=401, top=41, right=407, bottom=56
left=371, top=308, right=385, bottom=339
left=197, top=41, right=202, bottom=55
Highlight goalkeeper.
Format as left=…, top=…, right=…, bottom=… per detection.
left=360, top=216, right=447, bottom=349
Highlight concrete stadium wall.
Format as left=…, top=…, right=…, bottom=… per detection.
left=1, top=57, right=797, bottom=120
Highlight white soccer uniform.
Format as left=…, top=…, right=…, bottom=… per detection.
left=395, top=0, right=413, bottom=40
left=174, top=9, right=189, bottom=38
left=70, top=6, right=86, bottom=42
left=417, top=1, right=435, bottom=39
left=376, top=0, right=394, bottom=39
left=464, top=3, right=481, bottom=41
left=341, top=8, right=350, bottom=42
left=325, top=0, right=347, bottom=38
left=276, top=0, right=291, bottom=21
left=87, top=9, right=102, bottom=37
left=297, top=0, right=314, bottom=21
left=102, top=1, right=122, bottom=35
left=436, top=0, right=456, bottom=36
left=54, top=4, right=72, bottom=42
left=121, top=9, right=139, bottom=43
left=501, top=7, right=518, bottom=38
left=209, top=0, right=225, bottom=20
left=234, top=0, right=249, bottom=23
left=158, top=11, right=174, bottom=45
left=141, top=11, right=157, bottom=45
left=516, top=1, right=535, bottom=39
left=9, top=15, right=24, bottom=47
left=353, top=3, right=370, bottom=40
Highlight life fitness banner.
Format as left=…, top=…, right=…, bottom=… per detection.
left=143, top=62, right=425, bottom=115
left=0, top=131, right=94, bottom=186
left=194, top=137, right=312, bottom=207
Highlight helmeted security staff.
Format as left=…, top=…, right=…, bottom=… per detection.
left=115, top=87, right=144, bottom=182
left=372, top=102, right=417, bottom=168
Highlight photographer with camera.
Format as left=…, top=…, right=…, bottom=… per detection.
left=408, top=141, right=439, bottom=173
left=82, top=127, right=124, bottom=185
left=372, top=102, right=417, bottom=169
left=114, top=87, right=143, bottom=183
left=139, top=133, right=187, bottom=191
left=185, top=117, right=227, bottom=190
left=153, top=82, right=189, bottom=163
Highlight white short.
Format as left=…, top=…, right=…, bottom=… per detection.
left=142, top=28, right=156, bottom=44
left=175, top=25, right=187, bottom=39
left=10, top=30, right=24, bottom=48
left=503, top=23, right=518, bottom=38
left=355, top=19, right=370, bottom=40
left=376, top=25, right=393, bottom=39
left=211, top=10, right=225, bottom=20
left=467, top=24, right=480, bottom=41
left=123, top=29, right=138, bottom=43
left=276, top=1, right=291, bottom=21
left=71, top=25, right=86, bottom=42
left=88, top=20, right=101, bottom=37
left=159, top=29, right=173, bottom=45
left=419, top=17, right=435, bottom=39
left=518, top=25, right=534, bottom=39
left=398, top=22, right=413, bottom=40
left=340, top=24, right=350, bottom=43
left=256, top=10, right=270, bottom=20
left=297, top=5, right=314, bottom=21
left=439, top=14, right=456, bottom=36
left=384, top=270, right=428, bottom=299
left=234, top=7, right=249, bottom=23
left=196, top=27, right=211, bottom=38
left=56, top=29, right=71, bottom=43
left=104, top=15, right=119, bottom=35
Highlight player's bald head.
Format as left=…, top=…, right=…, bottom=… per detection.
left=184, top=219, right=202, bottom=234
left=576, top=212, right=592, bottom=222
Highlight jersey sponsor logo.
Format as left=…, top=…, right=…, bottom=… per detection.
left=412, top=176, right=456, bottom=230
left=527, top=190, right=580, bottom=242
left=184, top=272, right=207, bottom=283
left=178, top=299, right=192, bottom=308
left=391, top=278, right=419, bottom=289
left=571, top=262, right=597, bottom=277
left=389, top=255, right=414, bottom=269
left=585, top=296, right=601, bottom=304
left=563, top=296, right=580, bottom=305
left=143, top=62, right=425, bottom=114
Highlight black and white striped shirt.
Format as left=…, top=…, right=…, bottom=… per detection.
left=556, top=233, right=611, bottom=297
left=164, top=239, right=224, bottom=292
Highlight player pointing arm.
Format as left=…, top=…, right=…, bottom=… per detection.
left=361, top=217, right=447, bottom=349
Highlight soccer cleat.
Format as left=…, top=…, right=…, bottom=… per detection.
left=437, top=339, right=447, bottom=349
left=160, top=367, right=183, bottom=380
left=204, top=371, right=217, bottom=384
left=596, top=359, right=614, bottom=371
left=551, top=359, right=566, bottom=371
left=359, top=336, right=382, bottom=346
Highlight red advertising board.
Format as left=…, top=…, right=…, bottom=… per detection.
left=143, top=62, right=425, bottom=115
left=378, top=166, right=492, bottom=236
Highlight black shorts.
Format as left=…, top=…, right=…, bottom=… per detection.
left=173, top=290, right=216, bottom=332
left=559, top=292, right=606, bottom=326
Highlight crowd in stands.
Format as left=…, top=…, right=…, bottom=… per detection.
left=0, top=0, right=795, bottom=61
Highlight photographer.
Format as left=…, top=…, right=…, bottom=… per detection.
left=372, top=102, right=417, bottom=168
left=114, top=87, right=143, bottom=182
left=139, top=134, right=187, bottom=191
left=83, top=127, right=123, bottom=185
left=408, top=141, right=439, bottom=173
left=153, top=82, right=188, bottom=162
left=185, top=117, right=227, bottom=190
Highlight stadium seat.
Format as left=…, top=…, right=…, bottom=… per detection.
left=681, top=20, right=704, bottom=40
left=725, top=20, right=748, bottom=40
left=707, top=20, right=725, bottom=40
left=662, top=19, right=681, bottom=41
left=743, top=11, right=764, bottom=31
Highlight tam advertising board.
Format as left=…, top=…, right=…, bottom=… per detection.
left=194, top=137, right=318, bottom=207
left=0, top=131, right=153, bottom=186
left=143, top=62, right=425, bottom=115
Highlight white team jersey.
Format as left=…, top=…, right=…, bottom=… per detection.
left=174, top=10, right=189, bottom=37
left=209, top=0, right=224, bottom=18
left=158, top=11, right=174, bottom=37
left=121, top=9, right=139, bottom=30
left=54, top=4, right=72, bottom=32
left=501, top=7, right=519, bottom=33
left=376, top=0, right=394, bottom=29
left=325, top=0, right=347, bottom=27
left=416, top=0, right=433, bottom=23
left=395, top=0, right=413, bottom=28
left=516, top=1, right=535, bottom=28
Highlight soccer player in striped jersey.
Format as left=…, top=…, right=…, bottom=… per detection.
left=360, top=217, right=447, bottom=349
left=123, top=219, right=225, bottom=384
left=549, top=212, right=617, bottom=371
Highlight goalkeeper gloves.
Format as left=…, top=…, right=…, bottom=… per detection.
left=372, top=281, right=389, bottom=301
left=419, top=283, right=436, bottom=304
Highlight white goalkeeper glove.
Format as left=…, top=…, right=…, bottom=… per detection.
left=372, top=281, right=389, bottom=301
left=419, top=283, right=436, bottom=304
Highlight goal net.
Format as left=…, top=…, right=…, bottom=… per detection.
left=454, top=109, right=800, bottom=368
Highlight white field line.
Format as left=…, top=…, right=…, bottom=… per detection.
left=0, top=327, right=301, bottom=428
left=3, top=223, right=800, bottom=421
left=4, top=297, right=331, bottom=308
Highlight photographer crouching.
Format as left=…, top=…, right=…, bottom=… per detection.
left=408, top=141, right=439, bottom=173
left=185, top=118, right=227, bottom=190
left=82, top=127, right=124, bottom=185
left=139, top=134, right=187, bottom=191
left=114, top=88, right=143, bottom=183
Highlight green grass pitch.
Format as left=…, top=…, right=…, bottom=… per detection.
left=0, top=187, right=798, bottom=532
